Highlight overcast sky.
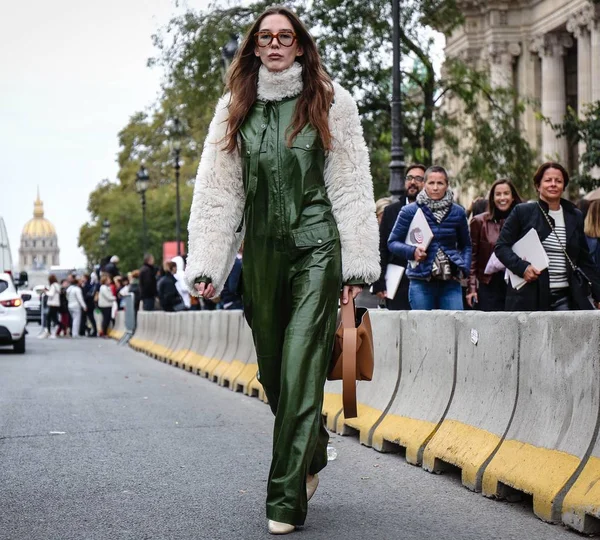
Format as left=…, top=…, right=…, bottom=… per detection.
left=0, top=0, right=209, bottom=269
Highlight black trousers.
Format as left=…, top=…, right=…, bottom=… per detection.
left=46, top=306, right=59, bottom=332
left=100, top=307, right=112, bottom=335
left=478, top=273, right=507, bottom=312
left=549, top=288, right=574, bottom=311
left=84, top=304, right=98, bottom=335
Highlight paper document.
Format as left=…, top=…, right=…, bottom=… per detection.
left=484, top=253, right=505, bottom=275
left=507, top=228, right=549, bottom=290
left=385, top=264, right=405, bottom=300
left=406, top=208, right=434, bottom=268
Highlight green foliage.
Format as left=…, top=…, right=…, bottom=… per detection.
left=437, top=59, right=538, bottom=199
left=556, top=101, right=600, bottom=192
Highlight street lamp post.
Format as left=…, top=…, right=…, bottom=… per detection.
left=99, top=219, right=110, bottom=268
left=171, top=118, right=183, bottom=256
left=136, top=165, right=150, bottom=254
left=389, top=0, right=406, bottom=201
left=221, top=34, right=239, bottom=84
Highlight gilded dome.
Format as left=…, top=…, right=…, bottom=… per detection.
left=21, top=191, right=57, bottom=238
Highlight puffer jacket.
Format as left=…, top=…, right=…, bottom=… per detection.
left=388, top=202, right=472, bottom=280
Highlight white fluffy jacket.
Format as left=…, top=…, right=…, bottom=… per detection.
left=185, top=63, right=380, bottom=295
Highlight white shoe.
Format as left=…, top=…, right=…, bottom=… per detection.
left=49, top=334, right=57, bottom=339
left=37, top=330, right=49, bottom=339
left=268, top=520, right=295, bottom=535
left=306, top=474, right=319, bottom=501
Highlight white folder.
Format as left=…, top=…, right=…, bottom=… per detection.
left=385, top=264, right=405, bottom=300
left=507, top=228, right=549, bottom=290
left=406, top=208, right=434, bottom=268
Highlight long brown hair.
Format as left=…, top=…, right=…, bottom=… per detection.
left=585, top=200, right=600, bottom=238
left=487, top=178, right=522, bottom=221
left=224, top=6, right=334, bottom=153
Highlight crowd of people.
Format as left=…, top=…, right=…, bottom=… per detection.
left=38, top=251, right=244, bottom=339
left=375, top=161, right=600, bottom=312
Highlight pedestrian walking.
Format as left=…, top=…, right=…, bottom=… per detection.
left=66, top=278, right=87, bottom=338
left=496, top=162, right=600, bottom=310
left=139, top=253, right=157, bottom=311
left=466, top=179, right=522, bottom=311
left=172, top=255, right=191, bottom=309
left=157, top=261, right=185, bottom=312
left=388, top=165, right=471, bottom=310
left=184, top=6, right=379, bottom=534
left=104, top=255, right=120, bottom=279
left=57, top=279, right=71, bottom=337
left=98, top=275, right=116, bottom=337
left=81, top=273, right=98, bottom=337
left=584, top=200, right=600, bottom=270
left=372, top=164, right=426, bottom=310
left=39, top=274, right=61, bottom=338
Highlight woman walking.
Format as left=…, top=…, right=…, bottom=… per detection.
left=66, top=278, right=87, bottom=338
left=185, top=6, right=379, bottom=534
left=466, top=179, right=522, bottom=311
left=388, top=166, right=471, bottom=310
left=495, top=162, right=600, bottom=310
left=40, top=274, right=61, bottom=338
left=98, top=275, right=116, bottom=337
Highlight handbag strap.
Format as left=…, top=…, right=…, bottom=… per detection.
left=537, top=203, right=578, bottom=273
left=340, top=294, right=358, bottom=418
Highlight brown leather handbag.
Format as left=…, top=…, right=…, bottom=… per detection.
left=328, top=294, right=374, bottom=418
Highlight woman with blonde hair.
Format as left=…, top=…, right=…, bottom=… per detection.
left=585, top=200, right=600, bottom=269
left=184, top=5, right=379, bottom=534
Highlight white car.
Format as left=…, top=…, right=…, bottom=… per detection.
left=0, top=272, right=27, bottom=353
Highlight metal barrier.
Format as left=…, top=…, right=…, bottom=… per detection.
left=118, top=294, right=137, bottom=346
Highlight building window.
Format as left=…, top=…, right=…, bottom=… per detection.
left=43, top=255, right=47, bottom=265
left=33, top=240, right=36, bottom=248
left=42, top=240, right=45, bottom=247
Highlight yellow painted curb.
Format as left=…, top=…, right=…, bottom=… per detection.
left=232, top=363, right=259, bottom=394
left=322, top=393, right=342, bottom=431
left=371, top=413, right=438, bottom=464
left=212, top=358, right=233, bottom=384
left=422, top=419, right=502, bottom=490
left=218, top=359, right=246, bottom=388
left=562, top=456, right=600, bottom=533
left=482, top=439, right=581, bottom=522
left=335, top=403, right=385, bottom=446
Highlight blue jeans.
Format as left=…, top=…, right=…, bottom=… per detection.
left=409, top=279, right=464, bottom=310
left=142, top=298, right=155, bottom=311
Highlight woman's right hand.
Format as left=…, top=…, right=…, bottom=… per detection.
left=194, top=281, right=216, bottom=299
left=466, top=292, right=478, bottom=308
left=414, top=246, right=427, bottom=262
left=523, top=265, right=541, bottom=283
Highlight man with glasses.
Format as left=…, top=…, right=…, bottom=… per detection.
left=372, top=164, right=426, bottom=310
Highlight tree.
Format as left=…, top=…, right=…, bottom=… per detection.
left=556, top=101, right=600, bottom=192
left=436, top=60, right=538, bottom=199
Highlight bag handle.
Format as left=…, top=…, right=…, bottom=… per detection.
left=340, top=294, right=358, bottom=418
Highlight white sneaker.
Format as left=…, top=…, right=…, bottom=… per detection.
left=268, top=520, right=295, bottom=535
left=306, top=474, right=319, bottom=501
left=37, top=330, right=49, bottom=339
left=49, top=334, right=57, bottom=339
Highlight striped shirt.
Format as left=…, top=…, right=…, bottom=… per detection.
left=542, top=208, right=569, bottom=289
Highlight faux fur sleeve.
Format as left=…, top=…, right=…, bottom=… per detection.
left=324, top=83, right=380, bottom=284
left=184, top=94, right=245, bottom=296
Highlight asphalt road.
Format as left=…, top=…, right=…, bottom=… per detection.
left=0, top=330, right=582, bottom=540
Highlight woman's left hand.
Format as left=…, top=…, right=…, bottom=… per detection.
left=342, top=284, right=363, bottom=305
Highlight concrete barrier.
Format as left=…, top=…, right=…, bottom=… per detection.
left=130, top=311, right=150, bottom=352
left=332, top=310, right=403, bottom=447
left=199, top=312, right=230, bottom=378
left=151, top=313, right=172, bottom=361
left=481, top=312, right=600, bottom=523
left=185, top=311, right=211, bottom=374
left=173, top=313, right=196, bottom=369
left=223, top=316, right=256, bottom=390
left=166, top=313, right=190, bottom=365
left=109, top=311, right=126, bottom=340
left=212, top=311, right=242, bottom=383
left=422, top=312, right=520, bottom=491
left=371, top=311, right=457, bottom=465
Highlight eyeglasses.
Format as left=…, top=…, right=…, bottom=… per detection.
left=406, top=175, right=424, bottom=182
left=254, top=31, right=297, bottom=48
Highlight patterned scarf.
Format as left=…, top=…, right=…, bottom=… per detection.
left=416, top=187, right=456, bottom=280
left=417, top=188, right=454, bottom=223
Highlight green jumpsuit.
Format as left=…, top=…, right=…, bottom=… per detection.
left=239, top=96, right=342, bottom=526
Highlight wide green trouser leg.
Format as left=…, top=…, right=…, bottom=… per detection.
left=244, top=237, right=341, bottom=526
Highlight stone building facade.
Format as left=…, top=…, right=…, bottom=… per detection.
left=19, top=192, right=60, bottom=271
left=441, top=0, right=600, bottom=190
